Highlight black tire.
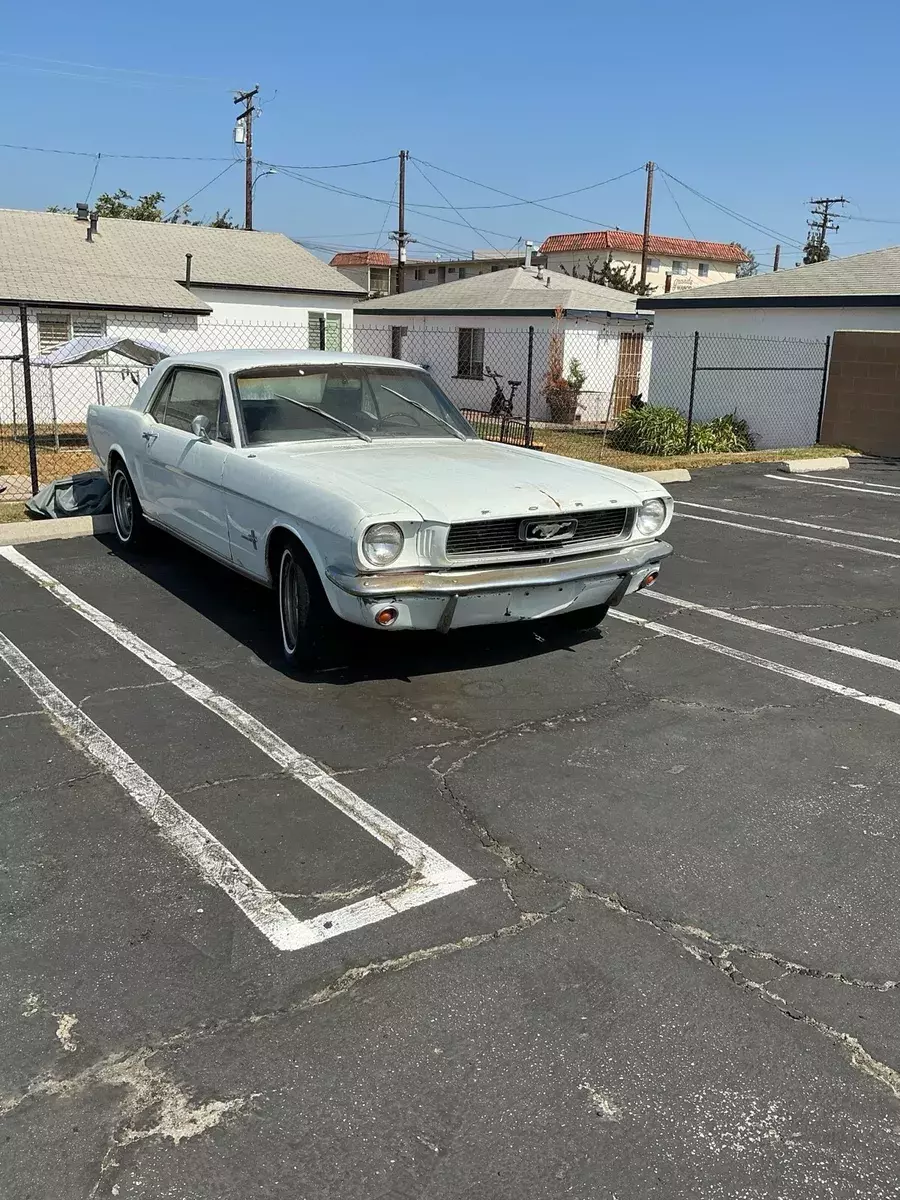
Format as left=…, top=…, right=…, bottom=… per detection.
left=559, top=603, right=610, bottom=631
left=277, top=539, right=335, bottom=667
left=110, top=463, right=152, bottom=551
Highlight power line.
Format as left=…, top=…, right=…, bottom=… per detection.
left=408, top=157, right=504, bottom=254
left=411, top=155, right=623, bottom=229
left=375, top=179, right=398, bottom=249
left=84, top=153, right=102, bottom=205
left=0, top=140, right=395, bottom=168
left=163, top=161, right=240, bottom=221
left=658, top=167, right=803, bottom=248
left=409, top=165, right=645, bottom=211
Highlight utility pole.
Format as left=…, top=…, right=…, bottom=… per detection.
left=234, top=86, right=259, bottom=231
left=773, top=243, right=781, bottom=272
left=391, top=150, right=412, bottom=294
left=807, top=195, right=846, bottom=254
left=639, top=161, right=655, bottom=291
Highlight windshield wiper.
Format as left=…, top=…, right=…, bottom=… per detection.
left=379, top=385, right=467, bottom=442
left=272, top=394, right=372, bottom=443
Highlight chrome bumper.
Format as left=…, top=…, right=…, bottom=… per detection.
left=327, top=540, right=673, bottom=599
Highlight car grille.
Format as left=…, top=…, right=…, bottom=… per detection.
left=446, top=508, right=633, bottom=557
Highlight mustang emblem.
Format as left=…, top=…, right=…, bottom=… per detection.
left=521, top=518, right=577, bottom=543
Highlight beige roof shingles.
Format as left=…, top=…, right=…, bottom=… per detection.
left=356, top=266, right=639, bottom=316
left=642, top=245, right=900, bottom=309
left=0, top=208, right=364, bottom=314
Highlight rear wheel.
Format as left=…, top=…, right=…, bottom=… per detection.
left=559, top=603, right=609, bottom=631
left=277, top=539, right=335, bottom=667
left=110, top=464, right=151, bottom=551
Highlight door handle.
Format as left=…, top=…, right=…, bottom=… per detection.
left=141, top=430, right=158, bottom=442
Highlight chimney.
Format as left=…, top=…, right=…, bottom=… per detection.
left=524, top=240, right=534, bottom=269
left=75, top=202, right=89, bottom=222
left=89, top=211, right=98, bottom=235
left=185, top=252, right=193, bottom=288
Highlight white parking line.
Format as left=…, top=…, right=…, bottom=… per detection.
left=0, top=628, right=307, bottom=952
left=608, top=610, right=900, bottom=718
left=677, top=500, right=900, bottom=545
left=642, top=590, right=900, bottom=674
left=843, top=478, right=900, bottom=493
left=0, top=546, right=475, bottom=947
left=763, top=474, right=900, bottom=498
left=676, top=512, right=900, bottom=560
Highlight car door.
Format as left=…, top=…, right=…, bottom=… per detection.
left=138, top=366, right=233, bottom=562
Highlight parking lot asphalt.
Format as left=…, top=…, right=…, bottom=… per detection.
left=2, top=459, right=900, bottom=1198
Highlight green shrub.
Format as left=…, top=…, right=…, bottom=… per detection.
left=609, top=405, right=687, bottom=455
left=609, top=405, right=755, bottom=456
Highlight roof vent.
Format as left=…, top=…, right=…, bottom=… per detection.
left=75, top=202, right=89, bottom=222
left=536, top=264, right=544, bottom=280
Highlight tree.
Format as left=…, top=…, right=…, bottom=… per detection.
left=47, top=190, right=237, bottom=226
left=735, top=245, right=758, bottom=278
left=802, top=238, right=830, bottom=265
left=558, top=253, right=654, bottom=296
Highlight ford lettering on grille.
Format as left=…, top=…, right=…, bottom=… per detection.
left=521, top=518, right=578, bottom=543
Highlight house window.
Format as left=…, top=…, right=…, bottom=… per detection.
left=427, top=267, right=436, bottom=275
left=308, top=311, right=342, bottom=351
left=672, top=260, right=688, bottom=275
left=456, top=328, right=484, bottom=379
left=369, top=268, right=390, bottom=296
left=414, top=268, right=423, bottom=281
left=448, top=267, right=457, bottom=274
left=647, top=258, right=660, bottom=273
left=37, top=312, right=106, bottom=354
left=697, top=262, right=709, bottom=278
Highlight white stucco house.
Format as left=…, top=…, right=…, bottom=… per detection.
left=0, top=205, right=364, bottom=428
left=540, top=231, right=749, bottom=292
left=354, top=265, right=651, bottom=425
left=637, top=246, right=900, bottom=447
left=328, top=250, right=393, bottom=298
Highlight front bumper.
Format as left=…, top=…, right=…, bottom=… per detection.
left=325, top=539, right=673, bottom=631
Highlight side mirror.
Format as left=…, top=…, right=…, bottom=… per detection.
left=191, top=414, right=211, bottom=443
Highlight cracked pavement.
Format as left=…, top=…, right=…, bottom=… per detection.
left=2, top=461, right=900, bottom=1197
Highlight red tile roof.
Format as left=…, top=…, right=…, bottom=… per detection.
left=329, top=250, right=393, bottom=267
left=539, top=231, right=749, bottom=263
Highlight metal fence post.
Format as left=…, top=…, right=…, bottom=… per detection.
left=318, top=314, right=326, bottom=351
left=685, top=329, right=700, bottom=452
left=525, top=326, right=534, bottom=446
left=816, top=334, right=831, bottom=444
left=18, top=303, right=39, bottom=495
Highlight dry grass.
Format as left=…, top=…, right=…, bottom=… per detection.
left=0, top=421, right=95, bottom=490
left=539, top=430, right=858, bottom=472
left=0, top=503, right=28, bottom=523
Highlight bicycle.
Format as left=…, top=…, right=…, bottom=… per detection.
left=484, top=368, right=521, bottom=418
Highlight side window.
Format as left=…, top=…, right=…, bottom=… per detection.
left=161, top=369, right=225, bottom=435
left=147, top=373, right=174, bottom=422
left=217, top=394, right=233, bottom=445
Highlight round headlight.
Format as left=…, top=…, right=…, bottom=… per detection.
left=636, top=498, right=667, bottom=537
left=362, top=522, right=404, bottom=566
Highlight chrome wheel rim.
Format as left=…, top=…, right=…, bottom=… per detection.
left=280, top=551, right=301, bottom=654
left=112, top=471, right=133, bottom=541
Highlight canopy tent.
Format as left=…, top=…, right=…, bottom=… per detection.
left=32, top=335, right=173, bottom=367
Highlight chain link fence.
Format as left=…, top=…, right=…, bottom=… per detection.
left=0, top=306, right=830, bottom=504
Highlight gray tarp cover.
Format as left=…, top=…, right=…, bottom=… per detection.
left=25, top=471, right=111, bottom=519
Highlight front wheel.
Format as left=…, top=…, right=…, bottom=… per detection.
left=277, top=540, right=335, bottom=667
left=559, top=603, right=609, bottom=632
left=110, top=464, right=152, bottom=551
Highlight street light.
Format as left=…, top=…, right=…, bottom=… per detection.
left=252, top=168, right=277, bottom=194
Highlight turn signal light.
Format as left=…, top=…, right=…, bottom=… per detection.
left=375, top=606, right=400, bottom=627
left=638, top=570, right=659, bottom=591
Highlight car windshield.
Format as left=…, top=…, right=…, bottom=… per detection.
left=232, top=365, right=475, bottom=446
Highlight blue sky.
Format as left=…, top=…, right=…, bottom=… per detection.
left=2, top=0, right=899, bottom=270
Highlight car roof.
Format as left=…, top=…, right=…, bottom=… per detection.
left=159, top=349, right=424, bottom=372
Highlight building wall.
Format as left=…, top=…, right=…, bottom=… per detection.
left=191, top=286, right=358, bottom=338
left=354, top=311, right=650, bottom=424
left=544, top=249, right=740, bottom=292
left=402, top=260, right=522, bottom=292
left=821, top=330, right=900, bottom=455
left=640, top=305, right=895, bottom=447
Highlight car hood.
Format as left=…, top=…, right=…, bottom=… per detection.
left=253, top=439, right=665, bottom=522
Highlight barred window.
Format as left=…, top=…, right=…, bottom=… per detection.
left=456, top=328, right=484, bottom=379
left=698, top=262, right=709, bottom=278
